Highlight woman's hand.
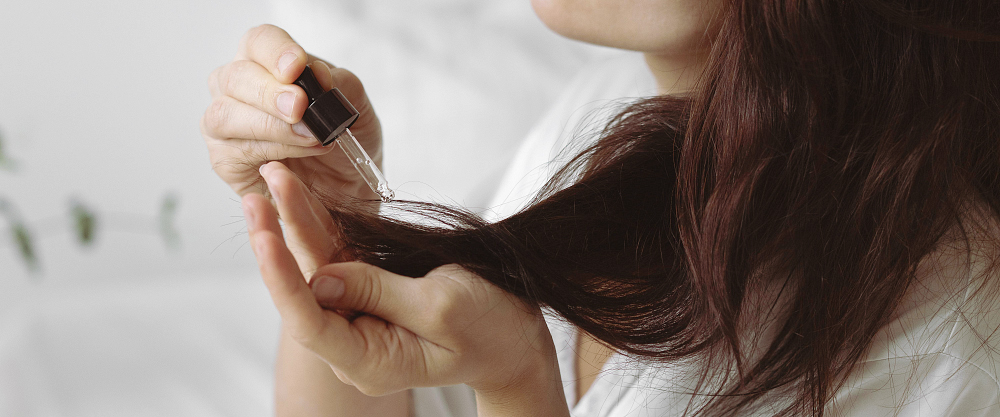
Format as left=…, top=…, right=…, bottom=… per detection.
left=249, top=160, right=407, bottom=416
left=203, top=24, right=382, bottom=201
left=244, top=162, right=569, bottom=416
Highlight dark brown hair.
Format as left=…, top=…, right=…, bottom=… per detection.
left=323, top=0, right=1000, bottom=415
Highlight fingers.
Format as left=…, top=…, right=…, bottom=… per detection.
left=309, top=59, right=335, bottom=91
left=260, top=161, right=337, bottom=235
left=205, top=136, right=333, bottom=175
left=294, top=58, right=371, bottom=119
left=236, top=24, right=308, bottom=84
left=206, top=139, right=332, bottom=197
left=206, top=24, right=385, bottom=204
left=243, top=192, right=365, bottom=366
left=259, top=161, right=339, bottom=277
left=209, top=60, right=309, bottom=124
left=327, top=66, right=370, bottom=114
left=202, top=95, right=317, bottom=147
left=310, top=263, right=425, bottom=330
left=243, top=193, right=326, bottom=336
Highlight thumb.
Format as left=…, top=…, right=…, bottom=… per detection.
left=309, top=262, right=424, bottom=329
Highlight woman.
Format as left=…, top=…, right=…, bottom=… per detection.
left=202, top=0, right=1000, bottom=416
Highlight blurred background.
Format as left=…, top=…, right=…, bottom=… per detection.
left=0, top=0, right=614, bottom=415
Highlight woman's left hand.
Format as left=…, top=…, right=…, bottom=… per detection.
left=243, top=163, right=569, bottom=416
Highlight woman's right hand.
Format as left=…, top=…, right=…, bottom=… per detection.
left=247, top=161, right=570, bottom=417
left=202, top=24, right=384, bottom=201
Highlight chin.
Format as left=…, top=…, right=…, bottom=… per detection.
left=530, top=0, right=670, bottom=52
left=530, top=0, right=623, bottom=50
left=529, top=0, right=576, bottom=39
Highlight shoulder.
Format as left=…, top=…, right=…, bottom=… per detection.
left=831, top=352, right=1000, bottom=416
left=483, top=52, right=656, bottom=220
left=832, top=212, right=1000, bottom=416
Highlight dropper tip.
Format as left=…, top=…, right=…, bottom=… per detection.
left=376, top=183, right=395, bottom=203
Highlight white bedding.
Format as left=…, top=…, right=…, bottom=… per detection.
left=0, top=0, right=610, bottom=415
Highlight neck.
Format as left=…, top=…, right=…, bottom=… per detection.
left=643, top=52, right=707, bottom=96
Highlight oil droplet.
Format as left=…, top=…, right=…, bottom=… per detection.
left=376, top=183, right=395, bottom=203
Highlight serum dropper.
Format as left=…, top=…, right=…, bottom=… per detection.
left=293, top=65, right=394, bottom=202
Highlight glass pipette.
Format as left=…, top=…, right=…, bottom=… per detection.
left=336, top=128, right=394, bottom=202
left=293, top=65, right=394, bottom=202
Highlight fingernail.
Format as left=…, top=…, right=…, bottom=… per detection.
left=277, top=92, right=295, bottom=118
left=259, top=162, right=270, bottom=176
left=242, top=204, right=255, bottom=231
left=312, top=276, right=345, bottom=301
left=278, top=52, right=298, bottom=77
left=292, top=122, right=315, bottom=138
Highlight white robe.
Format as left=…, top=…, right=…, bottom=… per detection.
left=413, top=52, right=1000, bottom=417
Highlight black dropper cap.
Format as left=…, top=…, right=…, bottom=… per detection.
left=294, top=65, right=360, bottom=146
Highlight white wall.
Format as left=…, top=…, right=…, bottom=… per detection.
left=0, top=1, right=611, bottom=415
left=0, top=0, right=271, bottom=284
left=0, top=0, right=612, bottom=284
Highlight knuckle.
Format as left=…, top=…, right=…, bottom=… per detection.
left=218, top=62, right=238, bottom=96
left=241, top=24, right=273, bottom=50
left=426, top=287, right=462, bottom=328
left=223, top=60, right=276, bottom=113
left=288, top=325, right=322, bottom=350
left=199, top=113, right=211, bottom=138
left=208, top=153, right=230, bottom=177
left=422, top=266, right=481, bottom=327
left=229, top=60, right=270, bottom=107
left=205, top=142, right=237, bottom=169
left=429, top=263, right=467, bottom=277
left=257, top=23, right=286, bottom=39
left=241, top=138, right=276, bottom=164
left=259, top=113, right=283, bottom=138
left=204, top=99, right=230, bottom=135
left=207, top=66, right=222, bottom=94
left=255, top=79, right=270, bottom=110
left=219, top=61, right=249, bottom=97
left=358, top=265, right=385, bottom=313
left=438, top=297, right=462, bottom=324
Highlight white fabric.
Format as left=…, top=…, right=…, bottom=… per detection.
left=481, top=52, right=661, bottom=222
left=414, top=53, right=1000, bottom=417
left=412, top=51, right=659, bottom=417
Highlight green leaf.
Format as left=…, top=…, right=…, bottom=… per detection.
left=0, top=128, right=16, bottom=172
left=159, top=192, right=180, bottom=249
left=12, top=222, right=38, bottom=272
left=70, top=199, right=98, bottom=246
left=0, top=198, right=37, bottom=271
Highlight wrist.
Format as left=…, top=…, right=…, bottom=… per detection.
left=472, top=350, right=569, bottom=417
